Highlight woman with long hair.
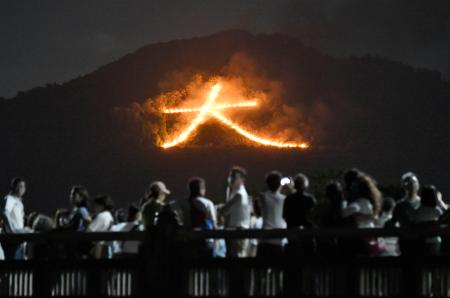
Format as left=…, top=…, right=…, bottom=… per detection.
left=342, top=173, right=384, bottom=256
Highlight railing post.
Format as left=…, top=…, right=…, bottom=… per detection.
left=32, top=234, right=51, bottom=297
left=141, top=222, right=180, bottom=298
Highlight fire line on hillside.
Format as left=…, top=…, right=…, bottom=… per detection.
left=159, top=80, right=309, bottom=150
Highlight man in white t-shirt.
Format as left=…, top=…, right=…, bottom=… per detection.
left=1, top=178, right=27, bottom=259
left=219, top=166, right=250, bottom=257
left=257, top=171, right=287, bottom=257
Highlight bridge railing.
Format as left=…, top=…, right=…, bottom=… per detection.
left=1, top=227, right=450, bottom=298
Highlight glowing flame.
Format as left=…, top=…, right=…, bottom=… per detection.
left=161, top=83, right=221, bottom=149
left=160, top=82, right=309, bottom=149
left=210, top=111, right=309, bottom=149
left=163, top=100, right=257, bottom=114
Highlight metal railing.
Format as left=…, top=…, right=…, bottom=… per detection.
left=1, top=227, right=450, bottom=298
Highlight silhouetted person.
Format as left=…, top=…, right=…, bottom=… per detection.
left=141, top=181, right=180, bottom=229
left=283, top=173, right=316, bottom=229
left=389, top=172, right=421, bottom=255
left=409, top=185, right=443, bottom=255
left=1, top=177, right=28, bottom=259
left=257, top=171, right=286, bottom=258
left=114, top=208, right=127, bottom=224
left=187, top=177, right=217, bottom=257
left=313, top=181, right=345, bottom=256
left=219, top=166, right=250, bottom=258
left=317, top=181, right=345, bottom=227
left=343, top=168, right=360, bottom=203
left=188, top=177, right=216, bottom=230
left=64, top=185, right=91, bottom=231
left=391, top=172, right=421, bottom=227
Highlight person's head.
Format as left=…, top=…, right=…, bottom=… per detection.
left=381, top=197, right=396, bottom=215
left=127, top=203, right=140, bottom=222
left=32, top=214, right=55, bottom=232
left=325, top=181, right=344, bottom=205
left=420, top=185, right=439, bottom=208
left=294, top=173, right=309, bottom=193
left=265, top=171, right=282, bottom=192
left=148, top=181, right=171, bottom=200
left=92, top=195, right=114, bottom=213
left=401, top=172, right=420, bottom=197
left=10, top=177, right=26, bottom=197
left=352, top=174, right=382, bottom=216
left=188, top=177, right=206, bottom=198
left=26, top=211, right=39, bottom=228
left=343, top=169, right=360, bottom=191
left=114, top=208, right=126, bottom=223
left=229, top=166, right=247, bottom=189
left=70, top=185, right=89, bottom=207
left=54, top=208, right=70, bottom=228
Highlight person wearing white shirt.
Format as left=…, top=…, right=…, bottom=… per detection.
left=219, top=166, right=250, bottom=257
left=341, top=174, right=384, bottom=256
left=112, top=204, right=143, bottom=257
left=87, top=195, right=115, bottom=258
left=257, top=171, right=287, bottom=258
left=1, top=178, right=27, bottom=259
left=88, top=195, right=115, bottom=232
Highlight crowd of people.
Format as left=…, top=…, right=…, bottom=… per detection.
left=0, top=166, right=448, bottom=260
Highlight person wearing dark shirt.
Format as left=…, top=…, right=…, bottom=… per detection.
left=283, top=173, right=316, bottom=257
left=390, top=172, right=421, bottom=227
left=283, top=173, right=316, bottom=229
left=388, top=172, right=421, bottom=255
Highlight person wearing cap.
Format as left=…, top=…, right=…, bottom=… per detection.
left=140, top=181, right=172, bottom=229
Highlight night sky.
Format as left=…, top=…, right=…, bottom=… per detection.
left=1, top=0, right=449, bottom=98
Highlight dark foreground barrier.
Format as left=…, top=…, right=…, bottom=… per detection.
left=1, top=227, right=450, bottom=298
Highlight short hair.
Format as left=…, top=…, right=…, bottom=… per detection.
left=93, top=195, right=114, bottom=211
left=265, top=171, right=282, bottom=192
left=72, top=185, right=89, bottom=207
left=294, top=173, right=309, bottom=191
left=420, top=185, right=438, bottom=208
left=188, top=177, right=205, bottom=198
left=230, top=166, right=247, bottom=180
left=10, top=177, right=25, bottom=192
left=115, top=208, right=127, bottom=223
left=401, top=172, right=417, bottom=182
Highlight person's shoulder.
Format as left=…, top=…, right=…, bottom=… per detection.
left=303, top=192, right=316, bottom=201
left=79, top=206, right=89, bottom=214
left=277, top=192, right=286, bottom=200
left=101, top=210, right=113, bottom=220
left=198, top=197, right=214, bottom=206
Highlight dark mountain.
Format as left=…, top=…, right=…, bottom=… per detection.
left=1, top=30, right=449, bottom=213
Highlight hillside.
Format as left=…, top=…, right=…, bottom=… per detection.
left=1, top=30, right=449, bottom=212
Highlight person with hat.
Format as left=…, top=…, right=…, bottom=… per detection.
left=140, top=181, right=173, bottom=229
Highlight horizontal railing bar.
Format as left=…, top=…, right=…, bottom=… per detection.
left=1, top=226, right=450, bottom=243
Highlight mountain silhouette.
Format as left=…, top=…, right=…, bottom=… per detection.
left=1, top=30, right=449, bottom=212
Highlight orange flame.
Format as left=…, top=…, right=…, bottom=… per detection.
left=163, top=100, right=258, bottom=114
left=160, top=82, right=309, bottom=149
